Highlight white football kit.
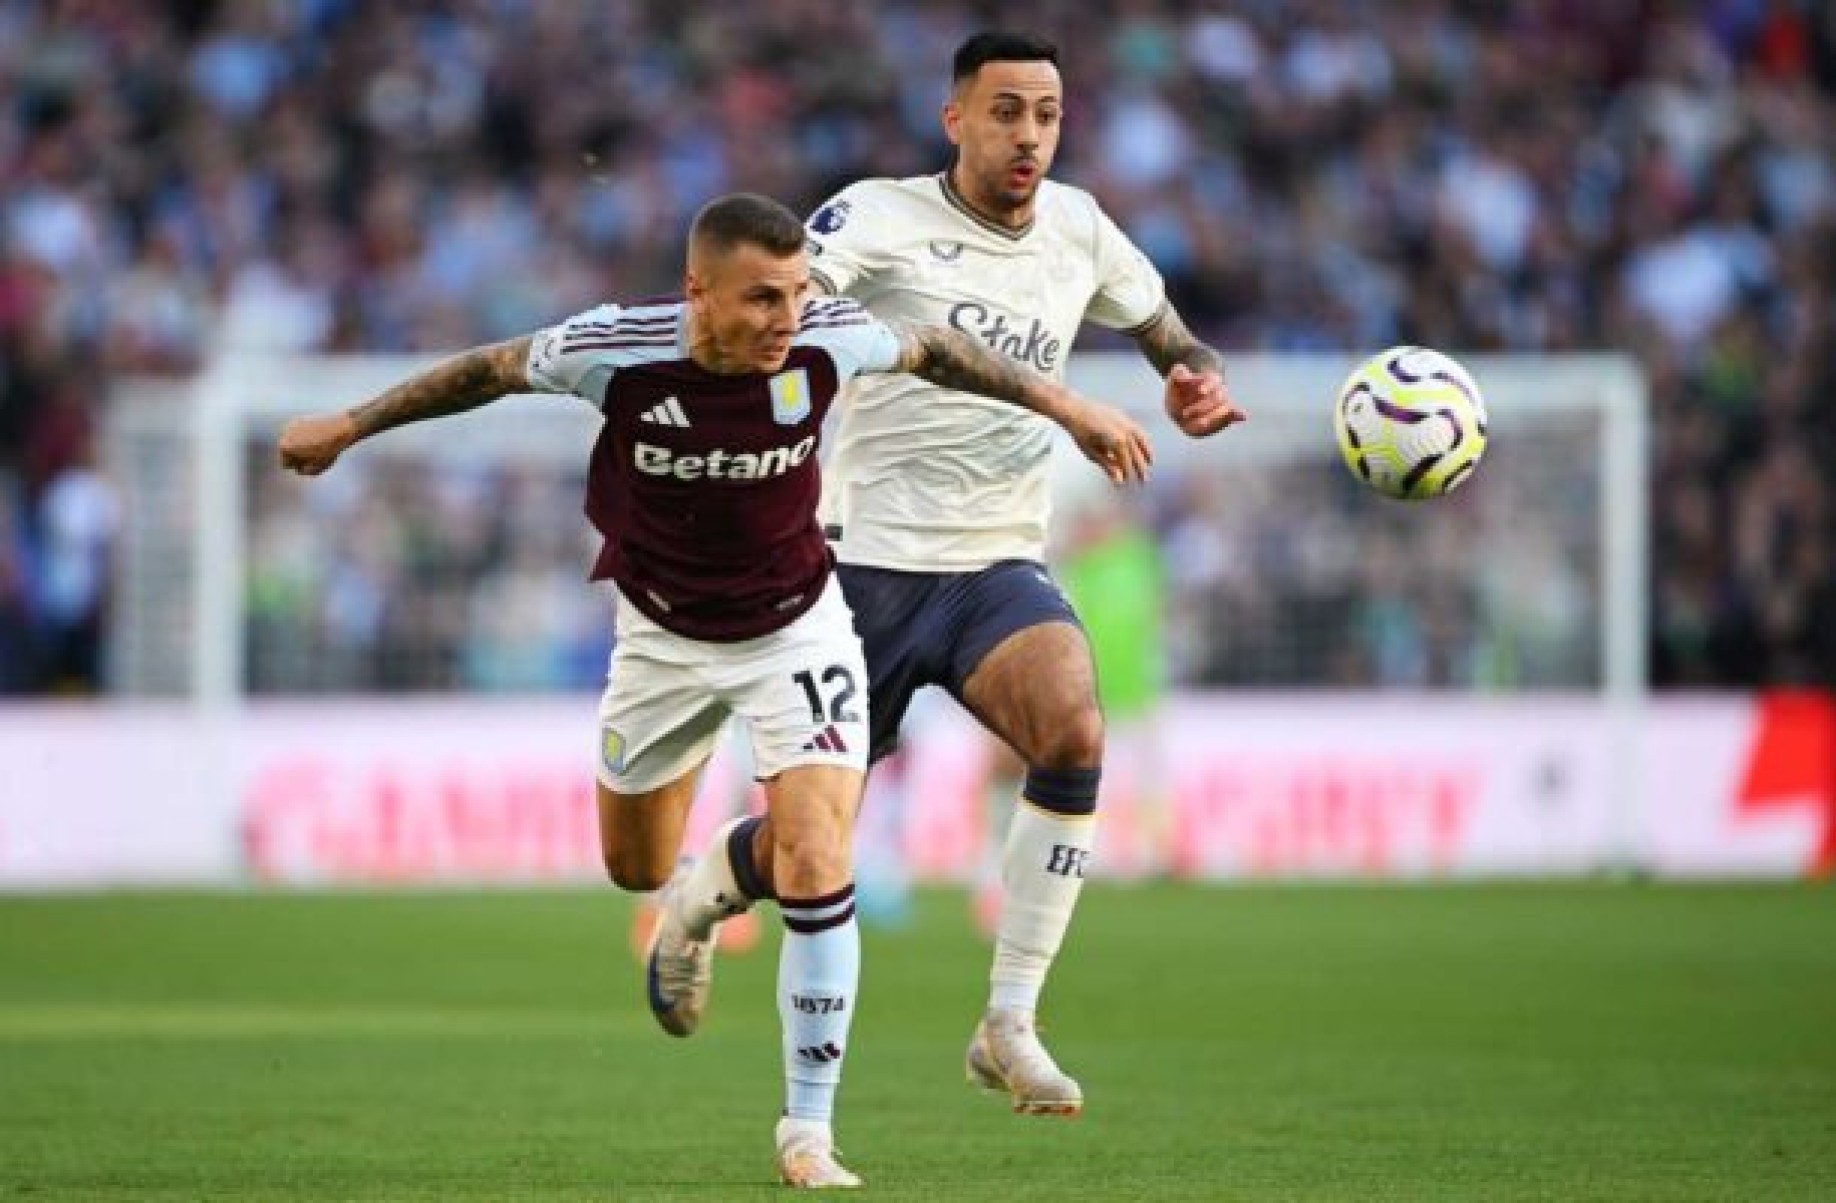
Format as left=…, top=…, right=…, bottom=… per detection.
left=807, top=173, right=1167, bottom=572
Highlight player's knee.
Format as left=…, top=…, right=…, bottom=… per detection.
left=1029, top=705, right=1105, bottom=770
left=769, top=826, right=851, bottom=898
left=602, top=846, right=670, bottom=893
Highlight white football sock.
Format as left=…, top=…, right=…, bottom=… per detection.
left=678, top=815, right=765, bottom=939
left=991, top=800, right=1095, bottom=1013
left=779, top=885, right=860, bottom=1123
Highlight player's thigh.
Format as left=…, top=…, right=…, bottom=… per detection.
left=960, top=620, right=1103, bottom=770
left=723, top=576, right=871, bottom=787
left=594, top=640, right=731, bottom=887
left=949, top=562, right=1103, bottom=769
left=760, top=763, right=865, bottom=899
left=723, top=582, right=868, bottom=895
left=595, top=763, right=706, bottom=891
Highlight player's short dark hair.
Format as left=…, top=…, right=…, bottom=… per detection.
left=689, top=193, right=806, bottom=259
left=951, top=31, right=1059, bottom=85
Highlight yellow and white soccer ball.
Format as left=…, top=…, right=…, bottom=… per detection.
left=1333, top=346, right=1488, bottom=500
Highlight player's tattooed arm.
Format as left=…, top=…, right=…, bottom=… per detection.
left=892, top=322, right=1038, bottom=408
left=1130, top=302, right=1246, bottom=438
left=1131, top=301, right=1224, bottom=378
left=891, top=321, right=1152, bottom=485
left=277, top=336, right=533, bottom=476
left=347, top=336, right=534, bottom=438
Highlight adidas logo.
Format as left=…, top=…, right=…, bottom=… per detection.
left=640, top=396, right=691, bottom=426
left=796, top=1041, right=844, bottom=1065
left=801, top=724, right=849, bottom=754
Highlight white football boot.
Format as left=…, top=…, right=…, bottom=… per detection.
left=965, top=1007, right=1084, bottom=1116
left=643, top=864, right=716, bottom=1038
left=775, top=1117, right=862, bottom=1189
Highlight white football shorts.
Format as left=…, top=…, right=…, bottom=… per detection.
left=595, top=574, right=870, bottom=794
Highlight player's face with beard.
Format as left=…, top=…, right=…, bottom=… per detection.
left=687, top=242, right=810, bottom=374
left=945, top=59, right=1062, bottom=219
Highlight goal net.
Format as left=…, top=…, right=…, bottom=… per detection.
left=1055, top=353, right=1646, bottom=697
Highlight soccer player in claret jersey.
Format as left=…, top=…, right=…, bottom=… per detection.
left=669, top=34, right=1248, bottom=1118
left=276, top=192, right=1149, bottom=1188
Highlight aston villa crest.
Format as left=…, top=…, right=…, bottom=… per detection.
left=601, top=726, right=627, bottom=775
left=769, top=368, right=812, bottom=424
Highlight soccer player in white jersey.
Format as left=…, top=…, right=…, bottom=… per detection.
left=276, top=192, right=1150, bottom=1187
left=670, top=34, right=1246, bottom=1117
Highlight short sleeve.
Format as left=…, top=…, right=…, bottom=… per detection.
left=1082, top=203, right=1167, bottom=333
left=525, top=303, right=625, bottom=402
left=804, top=183, right=894, bottom=298
left=799, top=297, right=901, bottom=379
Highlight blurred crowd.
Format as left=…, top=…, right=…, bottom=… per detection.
left=244, top=449, right=610, bottom=692
left=1148, top=420, right=1603, bottom=690
left=1, top=0, right=1831, bottom=693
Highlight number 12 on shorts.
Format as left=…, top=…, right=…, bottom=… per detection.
left=794, top=665, right=860, bottom=724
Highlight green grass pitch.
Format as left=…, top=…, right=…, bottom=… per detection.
left=3, top=884, right=1833, bottom=1200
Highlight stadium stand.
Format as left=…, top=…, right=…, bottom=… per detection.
left=1, top=0, right=1830, bottom=693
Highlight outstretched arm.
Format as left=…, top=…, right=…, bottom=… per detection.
left=890, top=321, right=1152, bottom=485
left=277, top=336, right=534, bottom=476
left=1129, top=302, right=1246, bottom=438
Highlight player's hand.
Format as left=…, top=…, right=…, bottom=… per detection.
left=1164, top=363, right=1246, bottom=437
left=277, top=413, right=359, bottom=476
left=1069, top=400, right=1152, bottom=486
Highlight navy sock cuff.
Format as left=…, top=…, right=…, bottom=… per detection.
left=780, top=883, right=856, bottom=934
left=727, top=816, right=773, bottom=901
left=1022, top=766, right=1101, bottom=816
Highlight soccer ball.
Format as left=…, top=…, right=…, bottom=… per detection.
left=1333, top=346, right=1488, bottom=500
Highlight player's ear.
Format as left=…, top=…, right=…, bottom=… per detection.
left=684, top=235, right=716, bottom=304
left=941, top=97, right=964, bottom=147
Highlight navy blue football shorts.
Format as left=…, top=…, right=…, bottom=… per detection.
left=835, top=559, right=1081, bottom=764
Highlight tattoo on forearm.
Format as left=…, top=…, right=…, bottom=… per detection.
left=899, top=324, right=1042, bottom=409
left=348, top=337, right=532, bottom=438
left=1133, top=303, right=1225, bottom=378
